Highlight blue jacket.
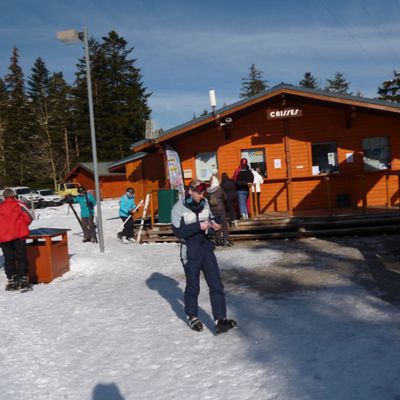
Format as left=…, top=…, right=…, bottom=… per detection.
left=119, top=194, right=136, bottom=217
left=72, top=192, right=96, bottom=218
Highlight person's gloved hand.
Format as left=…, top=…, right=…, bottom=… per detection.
left=65, top=194, right=73, bottom=204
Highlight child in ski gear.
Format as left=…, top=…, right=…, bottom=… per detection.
left=118, top=187, right=137, bottom=243
left=251, top=166, right=265, bottom=213
left=171, top=179, right=237, bottom=334
left=0, top=188, right=33, bottom=291
left=67, top=186, right=97, bottom=243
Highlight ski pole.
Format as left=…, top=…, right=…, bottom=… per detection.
left=68, top=202, right=83, bottom=229
left=117, top=200, right=144, bottom=232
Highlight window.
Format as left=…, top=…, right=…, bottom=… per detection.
left=195, top=152, right=218, bottom=181
left=363, top=136, right=390, bottom=171
left=241, top=148, right=267, bottom=176
left=311, top=142, right=339, bottom=174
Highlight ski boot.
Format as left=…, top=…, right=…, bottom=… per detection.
left=5, top=276, right=19, bottom=291
left=187, top=316, right=203, bottom=332
left=215, top=318, right=237, bottom=334
left=19, top=276, right=32, bottom=292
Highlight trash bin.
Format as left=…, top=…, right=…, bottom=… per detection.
left=157, top=189, right=178, bottom=223
left=336, top=193, right=350, bottom=208
left=27, top=228, right=70, bottom=283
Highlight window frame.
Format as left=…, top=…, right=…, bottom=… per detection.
left=240, top=148, right=267, bottom=176
left=195, top=151, right=218, bottom=181
left=362, top=136, right=391, bottom=172
left=311, top=141, right=339, bottom=175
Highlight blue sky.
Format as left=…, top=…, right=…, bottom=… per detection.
left=1, top=0, right=400, bottom=130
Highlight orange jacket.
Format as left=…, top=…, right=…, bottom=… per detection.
left=0, top=198, right=33, bottom=243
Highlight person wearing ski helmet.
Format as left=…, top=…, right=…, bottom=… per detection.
left=171, top=179, right=237, bottom=334
left=118, top=187, right=137, bottom=244
left=69, top=186, right=97, bottom=243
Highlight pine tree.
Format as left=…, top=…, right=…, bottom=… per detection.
left=299, top=72, right=318, bottom=89
left=27, top=58, right=73, bottom=188
left=4, top=46, right=31, bottom=185
left=240, top=64, right=268, bottom=98
left=73, top=31, right=151, bottom=161
left=378, top=70, right=400, bottom=102
left=325, top=72, right=351, bottom=94
left=0, top=79, right=8, bottom=186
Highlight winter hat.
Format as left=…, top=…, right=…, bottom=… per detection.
left=240, top=158, right=248, bottom=166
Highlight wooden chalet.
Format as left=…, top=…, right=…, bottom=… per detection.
left=64, top=162, right=129, bottom=199
left=111, top=83, right=400, bottom=219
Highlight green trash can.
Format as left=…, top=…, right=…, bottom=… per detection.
left=157, top=189, right=179, bottom=223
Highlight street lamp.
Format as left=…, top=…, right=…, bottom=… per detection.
left=57, top=26, right=105, bottom=252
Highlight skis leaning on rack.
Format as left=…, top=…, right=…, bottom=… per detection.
left=136, top=193, right=150, bottom=243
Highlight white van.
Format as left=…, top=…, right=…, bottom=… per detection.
left=0, top=186, right=43, bottom=208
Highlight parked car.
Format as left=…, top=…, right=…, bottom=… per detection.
left=57, top=182, right=80, bottom=199
left=0, top=186, right=44, bottom=208
left=36, top=189, right=63, bottom=206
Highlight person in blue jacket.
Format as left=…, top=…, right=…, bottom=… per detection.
left=171, top=179, right=237, bottom=334
left=118, top=187, right=136, bottom=244
left=68, top=186, right=97, bottom=243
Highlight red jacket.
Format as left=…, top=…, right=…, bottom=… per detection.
left=0, top=198, right=33, bottom=243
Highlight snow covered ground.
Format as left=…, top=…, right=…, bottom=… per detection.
left=1, top=200, right=400, bottom=400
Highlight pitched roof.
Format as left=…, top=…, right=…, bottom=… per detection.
left=108, top=152, right=150, bottom=170
left=65, top=162, right=126, bottom=180
left=131, top=83, right=400, bottom=152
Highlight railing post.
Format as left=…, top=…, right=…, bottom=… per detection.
left=287, top=180, right=293, bottom=217
left=324, top=176, right=332, bottom=216
left=248, top=183, right=254, bottom=218
left=385, top=173, right=390, bottom=208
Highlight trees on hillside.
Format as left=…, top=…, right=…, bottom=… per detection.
left=0, top=31, right=152, bottom=188
left=74, top=31, right=151, bottom=161
left=27, top=58, right=73, bottom=189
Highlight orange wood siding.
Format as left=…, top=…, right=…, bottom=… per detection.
left=127, top=95, right=400, bottom=213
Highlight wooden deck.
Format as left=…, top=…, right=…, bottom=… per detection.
left=140, top=206, right=400, bottom=243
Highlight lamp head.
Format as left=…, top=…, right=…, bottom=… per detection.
left=57, top=29, right=82, bottom=43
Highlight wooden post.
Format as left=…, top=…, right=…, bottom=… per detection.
left=385, top=173, right=390, bottom=208
left=283, top=121, right=293, bottom=217
left=150, top=191, right=154, bottom=229
left=248, top=184, right=254, bottom=218
left=359, top=175, right=366, bottom=215
left=324, top=177, right=332, bottom=216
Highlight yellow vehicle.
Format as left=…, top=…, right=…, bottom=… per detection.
left=57, top=182, right=80, bottom=200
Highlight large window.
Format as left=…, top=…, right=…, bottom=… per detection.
left=311, top=142, right=339, bottom=174
left=363, top=136, right=390, bottom=171
left=195, top=152, right=218, bottom=181
left=241, top=148, right=267, bottom=176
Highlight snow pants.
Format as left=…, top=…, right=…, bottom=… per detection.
left=82, top=216, right=97, bottom=241
left=1, top=239, right=29, bottom=279
left=181, top=242, right=227, bottom=321
left=120, top=216, right=135, bottom=239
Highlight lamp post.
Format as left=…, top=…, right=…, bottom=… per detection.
left=57, top=27, right=105, bottom=252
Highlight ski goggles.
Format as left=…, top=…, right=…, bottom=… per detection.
left=189, top=182, right=207, bottom=194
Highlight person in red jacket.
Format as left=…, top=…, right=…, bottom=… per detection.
left=0, top=188, right=33, bottom=290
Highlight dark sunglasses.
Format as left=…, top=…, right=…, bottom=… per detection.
left=189, top=183, right=207, bottom=193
